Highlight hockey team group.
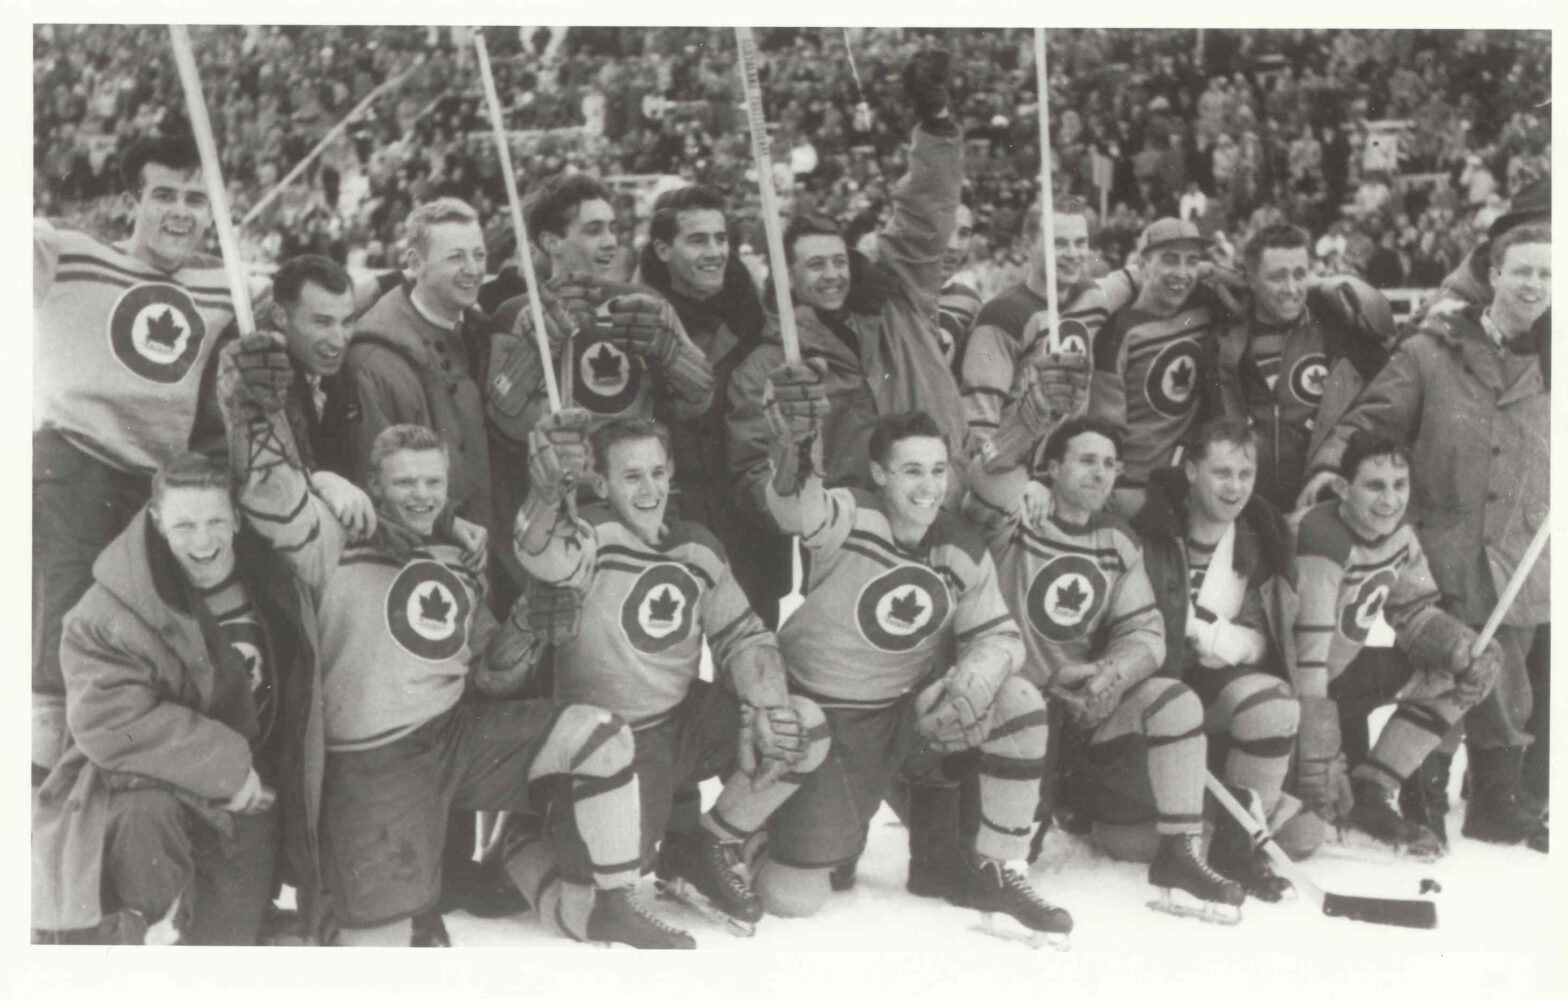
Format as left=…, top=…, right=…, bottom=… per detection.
left=31, top=49, right=1549, bottom=949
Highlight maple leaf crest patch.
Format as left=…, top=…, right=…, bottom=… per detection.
left=1144, top=337, right=1204, bottom=419
left=1339, top=567, right=1398, bottom=644
left=622, top=562, right=702, bottom=654
left=574, top=330, right=643, bottom=415
left=1289, top=352, right=1330, bottom=406
left=1025, top=554, right=1110, bottom=642
left=855, top=563, right=952, bottom=653
left=108, top=283, right=208, bottom=384
left=385, top=559, right=472, bottom=661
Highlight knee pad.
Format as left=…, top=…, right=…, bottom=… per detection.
left=541, top=704, right=634, bottom=780
left=1144, top=679, right=1204, bottom=737
left=1092, top=819, right=1160, bottom=863
left=986, top=677, right=1049, bottom=753
left=1274, top=810, right=1325, bottom=861
left=1230, top=679, right=1300, bottom=738
left=789, top=695, right=831, bottom=775
left=755, top=859, right=831, bottom=918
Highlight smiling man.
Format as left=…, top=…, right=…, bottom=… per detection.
left=1287, top=431, right=1505, bottom=856
left=511, top=410, right=828, bottom=936
left=33, top=136, right=253, bottom=775
left=1303, top=224, right=1550, bottom=852
left=267, top=254, right=357, bottom=474
left=1089, top=217, right=1223, bottom=519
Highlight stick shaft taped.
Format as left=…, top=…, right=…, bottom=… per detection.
left=474, top=29, right=562, bottom=412
left=1033, top=29, right=1060, bottom=334
left=168, top=25, right=255, bottom=337
left=734, top=27, right=801, bottom=366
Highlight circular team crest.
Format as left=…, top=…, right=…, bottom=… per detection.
left=107, top=283, right=206, bottom=384
left=220, top=619, right=267, bottom=692
left=1145, top=338, right=1203, bottom=418
left=1288, top=353, right=1330, bottom=406
left=1025, top=554, right=1110, bottom=642
left=855, top=564, right=952, bottom=653
left=1339, top=568, right=1396, bottom=643
left=385, top=560, right=472, bottom=661
left=574, top=334, right=643, bottom=415
left=621, top=562, right=702, bottom=654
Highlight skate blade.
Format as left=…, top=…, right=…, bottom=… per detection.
left=1326, top=828, right=1444, bottom=864
left=972, top=912, right=1071, bottom=951
left=1147, top=889, right=1242, bottom=926
left=655, top=877, right=758, bottom=938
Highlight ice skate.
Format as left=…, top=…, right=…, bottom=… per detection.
left=1147, top=833, right=1244, bottom=925
left=960, top=858, right=1073, bottom=950
left=1207, top=785, right=1295, bottom=903
left=586, top=885, right=696, bottom=949
left=655, top=826, right=761, bottom=937
left=1462, top=748, right=1546, bottom=847
left=1348, top=777, right=1444, bottom=859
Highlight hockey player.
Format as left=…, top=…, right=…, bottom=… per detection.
left=1088, top=217, right=1225, bottom=520
left=958, top=196, right=1108, bottom=458
left=33, top=136, right=253, bottom=775
left=935, top=201, right=983, bottom=367
left=1287, top=430, right=1505, bottom=856
left=963, top=417, right=1246, bottom=923
left=754, top=398, right=1067, bottom=944
left=1211, top=224, right=1395, bottom=509
left=727, top=49, right=969, bottom=517
left=33, top=453, right=325, bottom=945
left=512, top=410, right=830, bottom=934
left=219, top=333, right=690, bottom=948
left=1299, top=225, right=1548, bottom=851
left=1133, top=418, right=1313, bottom=899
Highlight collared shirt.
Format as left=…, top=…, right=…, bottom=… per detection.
left=408, top=286, right=460, bottom=332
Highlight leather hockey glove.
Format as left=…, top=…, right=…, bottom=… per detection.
left=915, top=655, right=1008, bottom=754
left=547, top=270, right=601, bottom=333
left=902, top=48, right=952, bottom=129
left=512, top=286, right=579, bottom=350
left=526, top=406, right=594, bottom=504
left=606, top=293, right=682, bottom=365
left=984, top=349, right=1090, bottom=472
left=1296, top=695, right=1350, bottom=818
left=217, top=332, right=303, bottom=475
left=230, top=331, right=294, bottom=414
left=738, top=701, right=807, bottom=789
left=763, top=358, right=830, bottom=496
left=1450, top=637, right=1504, bottom=712
left=525, top=577, right=582, bottom=646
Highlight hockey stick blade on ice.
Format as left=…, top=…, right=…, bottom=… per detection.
left=1205, top=774, right=1437, bottom=929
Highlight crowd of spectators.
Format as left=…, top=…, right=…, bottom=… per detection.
left=35, top=25, right=1551, bottom=290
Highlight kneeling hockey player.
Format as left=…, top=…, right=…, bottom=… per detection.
left=756, top=376, right=1066, bottom=945
left=512, top=410, right=829, bottom=936
left=1287, top=430, right=1503, bottom=856
left=964, top=416, right=1247, bottom=923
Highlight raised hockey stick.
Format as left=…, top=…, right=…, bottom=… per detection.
left=1472, top=516, right=1549, bottom=653
left=473, top=28, right=563, bottom=413
left=1032, top=29, right=1061, bottom=340
left=168, top=25, right=255, bottom=337
left=734, top=27, right=802, bottom=366
left=1205, top=773, right=1437, bottom=929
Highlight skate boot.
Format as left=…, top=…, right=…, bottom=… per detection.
left=960, top=858, right=1073, bottom=950
left=1399, top=752, right=1451, bottom=848
left=1349, top=777, right=1444, bottom=857
left=1462, top=747, right=1546, bottom=846
left=655, top=826, right=762, bottom=935
left=1207, top=785, right=1293, bottom=903
left=586, top=886, right=696, bottom=950
left=1148, top=833, right=1245, bottom=925
left=906, top=778, right=969, bottom=899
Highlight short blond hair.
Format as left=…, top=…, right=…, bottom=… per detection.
left=369, top=424, right=449, bottom=477
left=405, top=197, right=479, bottom=258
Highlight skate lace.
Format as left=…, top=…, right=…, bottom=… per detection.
left=1180, top=834, right=1232, bottom=888
left=621, top=887, right=687, bottom=937
left=706, top=837, right=754, bottom=897
left=994, top=863, right=1055, bottom=910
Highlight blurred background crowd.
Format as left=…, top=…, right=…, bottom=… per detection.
left=34, top=25, right=1551, bottom=295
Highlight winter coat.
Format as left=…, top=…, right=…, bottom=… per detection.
left=1133, top=467, right=1295, bottom=681
left=33, top=512, right=326, bottom=936
left=727, top=124, right=968, bottom=518
left=1307, top=304, right=1548, bottom=627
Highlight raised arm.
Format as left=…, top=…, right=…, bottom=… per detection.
left=511, top=407, right=597, bottom=588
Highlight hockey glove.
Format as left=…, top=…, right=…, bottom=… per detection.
left=981, top=350, right=1089, bottom=473
left=1450, top=637, right=1504, bottom=712
left=548, top=270, right=601, bottom=333
left=512, top=287, right=579, bottom=350
left=916, top=654, right=1009, bottom=754
left=1296, top=695, right=1348, bottom=817
left=525, top=577, right=582, bottom=646
left=231, top=331, right=294, bottom=414
left=526, top=407, right=594, bottom=503
left=763, top=358, right=830, bottom=496
left=606, top=293, right=682, bottom=365
left=217, top=333, right=303, bottom=477
left=738, top=701, right=807, bottom=789
left=902, top=48, right=952, bottom=128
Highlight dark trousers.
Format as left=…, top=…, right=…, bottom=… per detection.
left=33, top=430, right=150, bottom=695
left=101, top=789, right=279, bottom=945
left=1329, top=646, right=1416, bottom=766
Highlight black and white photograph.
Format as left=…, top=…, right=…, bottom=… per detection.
left=17, top=7, right=1557, bottom=996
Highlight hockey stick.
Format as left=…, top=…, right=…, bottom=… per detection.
left=168, top=25, right=255, bottom=337
left=1032, top=29, right=1061, bottom=341
left=734, top=27, right=802, bottom=366
left=1205, top=773, right=1438, bottom=929
left=1471, top=516, right=1548, bottom=653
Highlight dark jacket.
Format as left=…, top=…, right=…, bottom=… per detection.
left=34, top=512, right=326, bottom=937
left=1133, top=467, right=1294, bottom=680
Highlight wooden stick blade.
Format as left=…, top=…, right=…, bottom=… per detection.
left=1322, top=892, right=1438, bottom=929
